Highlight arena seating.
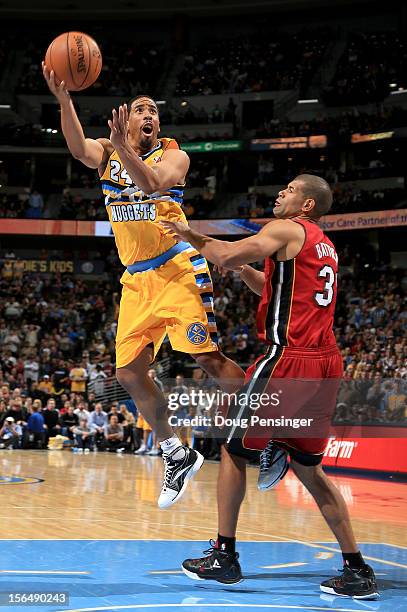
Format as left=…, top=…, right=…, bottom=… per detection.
left=0, top=256, right=405, bottom=448
left=175, top=29, right=330, bottom=96
left=16, top=38, right=165, bottom=97
left=254, top=107, right=407, bottom=139
left=324, top=32, right=407, bottom=105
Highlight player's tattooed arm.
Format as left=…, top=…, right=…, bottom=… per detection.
left=160, top=219, right=302, bottom=268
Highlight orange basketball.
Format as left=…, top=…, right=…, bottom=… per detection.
left=45, top=32, right=102, bottom=91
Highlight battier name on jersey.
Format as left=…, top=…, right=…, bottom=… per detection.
left=315, top=242, right=338, bottom=263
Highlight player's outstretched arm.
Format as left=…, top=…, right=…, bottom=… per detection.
left=161, top=219, right=303, bottom=268
left=42, top=62, right=106, bottom=169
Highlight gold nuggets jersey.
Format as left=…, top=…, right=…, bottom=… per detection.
left=100, top=138, right=187, bottom=265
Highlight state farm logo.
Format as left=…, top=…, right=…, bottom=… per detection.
left=324, top=438, right=358, bottom=459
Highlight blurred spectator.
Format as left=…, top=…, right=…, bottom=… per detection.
left=383, top=380, right=406, bottom=421
left=88, top=402, right=108, bottom=448
left=0, top=416, right=22, bottom=449
left=38, top=375, right=53, bottom=399
left=24, top=404, right=45, bottom=449
left=4, top=397, right=27, bottom=426
left=104, top=414, right=125, bottom=452
left=119, top=404, right=136, bottom=451
left=73, top=417, right=96, bottom=453
left=24, top=355, right=40, bottom=385
left=108, top=404, right=124, bottom=423
left=74, top=401, right=90, bottom=422
left=89, top=365, right=108, bottom=396
left=27, top=190, right=44, bottom=219
left=59, top=405, right=78, bottom=439
left=42, top=398, right=61, bottom=443
left=69, top=362, right=88, bottom=395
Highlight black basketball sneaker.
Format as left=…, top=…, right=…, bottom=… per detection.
left=320, top=564, right=379, bottom=599
left=257, top=440, right=289, bottom=491
left=182, top=540, right=243, bottom=584
left=158, top=446, right=204, bottom=508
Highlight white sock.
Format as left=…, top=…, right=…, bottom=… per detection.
left=160, top=435, right=182, bottom=454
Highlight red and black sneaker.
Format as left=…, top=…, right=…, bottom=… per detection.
left=320, top=564, right=379, bottom=599
left=182, top=539, right=243, bottom=584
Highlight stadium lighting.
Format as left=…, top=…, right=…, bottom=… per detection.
left=51, top=129, right=58, bottom=134
left=180, top=100, right=188, bottom=107
left=156, top=100, right=166, bottom=105
left=0, top=104, right=11, bottom=109
left=389, top=83, right=397, bottom=88
left=297, top=99, right=319, bottom=104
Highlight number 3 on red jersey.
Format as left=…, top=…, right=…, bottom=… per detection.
left=314, top=265, right=336, bottom=307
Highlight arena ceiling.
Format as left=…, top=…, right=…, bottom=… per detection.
left=0, top=0, right=389, bottom=18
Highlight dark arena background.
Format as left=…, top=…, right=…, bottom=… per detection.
left=0, top=0, right=406, bottom=610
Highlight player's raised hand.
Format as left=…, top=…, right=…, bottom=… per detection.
left=160, top=220, right=191, bottom=242
left=42, top=62, right=70, bottom=105
left=108, top=105, right=129, bottom=150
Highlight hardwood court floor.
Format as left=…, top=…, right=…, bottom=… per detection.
left=0, top=449, right=406, bottom=545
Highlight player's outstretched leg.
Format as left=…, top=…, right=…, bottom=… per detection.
left=291, top=460, right=379, bottom=599
left=116, top=346, right=204, bottom=508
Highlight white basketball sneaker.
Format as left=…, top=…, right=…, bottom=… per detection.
left=158, top=446, right=204, bottom=508
left=257, top=441, right=289, bottom=491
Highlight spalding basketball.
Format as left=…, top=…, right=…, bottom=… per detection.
left=45, top=32, right=102, bottom=91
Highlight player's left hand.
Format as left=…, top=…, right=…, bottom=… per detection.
left=108, top=105, right=129, bottom=150
left=214, top=264, right=244, bottom=276
left=160, top=220, right=191, bottom=241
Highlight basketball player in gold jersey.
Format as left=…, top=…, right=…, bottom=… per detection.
left=43, top=64, right=244, bottom=508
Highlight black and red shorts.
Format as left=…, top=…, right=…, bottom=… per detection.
left=224, top=344, right=343, bottom=466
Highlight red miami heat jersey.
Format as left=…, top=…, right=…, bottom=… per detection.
left=257, top=218, right=338, bottom=348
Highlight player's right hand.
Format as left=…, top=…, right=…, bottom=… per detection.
left=42, top=62, right=71, bottom=105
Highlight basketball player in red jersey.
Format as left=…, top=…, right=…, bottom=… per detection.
left=162, top=174, right=379, bottom=599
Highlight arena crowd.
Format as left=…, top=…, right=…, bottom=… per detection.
left=0, top=253, right=405, bottom=455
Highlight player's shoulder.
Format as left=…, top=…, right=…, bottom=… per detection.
left=96, top=137, right=114, bottom=153
left=161, top=138, right=189, bottom=167
left=97, top=139, right=115, bottom=174
left=161, top=138, right=189, bottom=159
left=262, top=218, right=305, bottom=238
left=160, top=137, right=180, bottom=151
